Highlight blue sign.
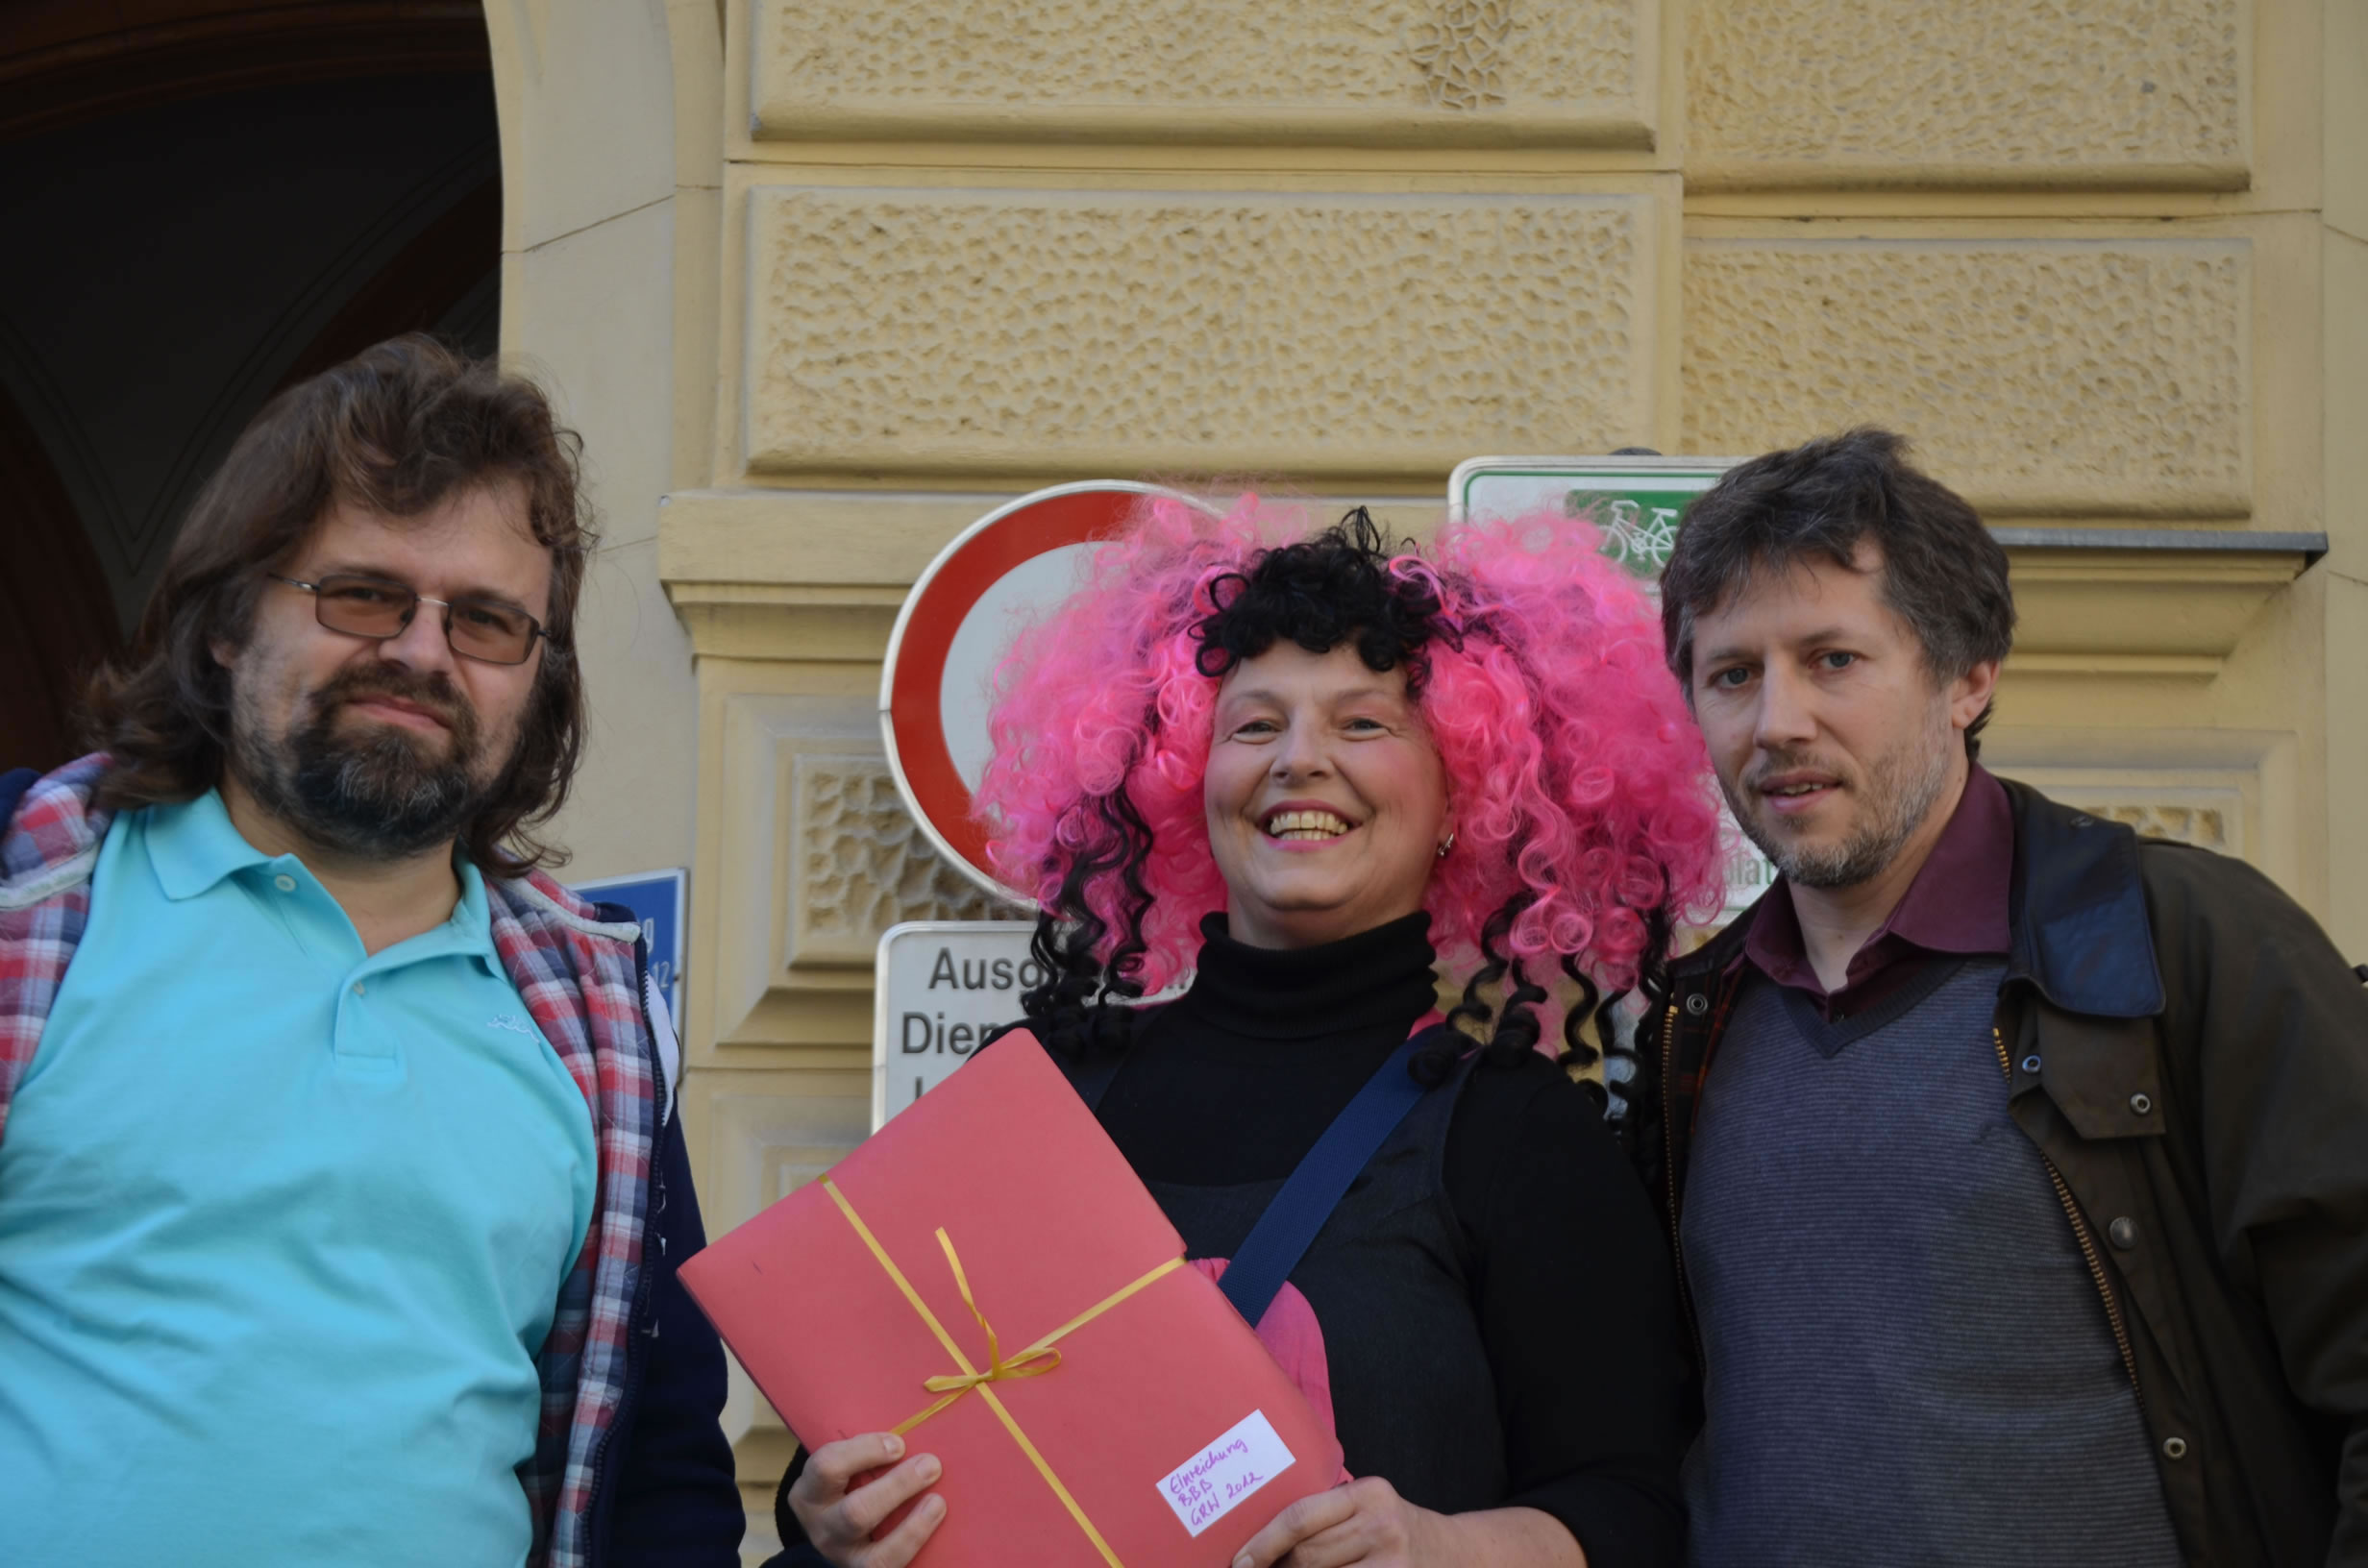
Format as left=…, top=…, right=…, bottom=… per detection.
left=569, top=868, right=687, bottom=1026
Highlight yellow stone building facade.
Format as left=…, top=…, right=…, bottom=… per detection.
left=479, top=0, right=2367, bottom=1549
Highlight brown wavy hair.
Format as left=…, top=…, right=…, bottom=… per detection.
left=1659, top=427, right=2014, bottom=758
left=82, top=334, right=594, bottom=876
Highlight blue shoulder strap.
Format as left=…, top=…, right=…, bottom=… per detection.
left=1218, top=1023, right=1447, bottom=1329
left=0, top=768, right=37, bottom=835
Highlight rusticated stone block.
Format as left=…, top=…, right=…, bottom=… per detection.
left=2096, top=801, right=2230, bottom=850
left=745, top=186, right=1661, bottom=480
left=1682, top=239, right=2249, bottom=516
left=752, top=0, right=1652, bottom=145
left=1687, top=0, right=2244, bottom=187
left=792, top=754, right=995, bottom=965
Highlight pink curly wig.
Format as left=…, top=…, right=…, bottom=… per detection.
left=977, top=493, right=1727, bottom=1015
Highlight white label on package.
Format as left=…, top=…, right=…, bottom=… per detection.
left=1159, top=1409, right=1296, bottom=1538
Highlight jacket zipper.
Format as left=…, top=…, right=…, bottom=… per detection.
left=1662, top=998, right=1682, bottom=1255
left=1661, top=998, right=1700, bottom=1356
left=1991, top=1025, right=2143, bottom=1407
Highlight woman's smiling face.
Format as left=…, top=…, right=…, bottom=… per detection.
left=1203, top=640, right=1451, bottom=950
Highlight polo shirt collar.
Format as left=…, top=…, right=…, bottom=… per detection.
left=147, top=790, right=274, bottom=900
left=446, top=859, right=501, bottom=972
left=146, top=789, right=501, bottom=973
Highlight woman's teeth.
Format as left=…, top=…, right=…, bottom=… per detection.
left=1266, top=810, right=1352, bottom=840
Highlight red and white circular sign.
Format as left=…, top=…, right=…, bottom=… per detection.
left=879, top=482, right=1221, bottom=901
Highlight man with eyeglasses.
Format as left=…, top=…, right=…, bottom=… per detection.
left=0, top=337, right=743, bottom=1566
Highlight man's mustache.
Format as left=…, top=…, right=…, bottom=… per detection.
left=1740, top=748, right=1851, bottom=793
left=309, top=667, right=470, bottom=731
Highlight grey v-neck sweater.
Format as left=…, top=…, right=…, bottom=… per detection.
left=1678, top=957, right=2181, bottom=1567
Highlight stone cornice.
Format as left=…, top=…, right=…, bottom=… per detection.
left=660, top=488, right=2320, bottom=679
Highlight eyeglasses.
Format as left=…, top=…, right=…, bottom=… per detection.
left=267, top=573, right=551, bottom=666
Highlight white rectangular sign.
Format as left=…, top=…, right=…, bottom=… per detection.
left=1158, top=1409, right=1296, bottom=1539
left=873, top=920, right=1044, bottom=1131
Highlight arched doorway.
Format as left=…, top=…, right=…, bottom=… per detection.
left=0, top=1, right=502, bottom=770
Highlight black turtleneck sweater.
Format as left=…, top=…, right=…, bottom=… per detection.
left=1094, top=913, right=1686, bottom=1568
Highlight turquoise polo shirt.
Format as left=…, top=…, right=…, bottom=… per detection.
left=0, top=791, right=598, bottom=1567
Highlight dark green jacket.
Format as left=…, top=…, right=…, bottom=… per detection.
left=1636, top=778, right=2368, bottom=1566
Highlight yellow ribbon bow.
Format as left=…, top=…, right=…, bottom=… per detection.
left=896, top=1227, right=1066, bottom=1433
left=817, top=1175, right=1186, bottom=1567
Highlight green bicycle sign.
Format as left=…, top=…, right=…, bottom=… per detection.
left=1447, top=455, right=1740, bottom=581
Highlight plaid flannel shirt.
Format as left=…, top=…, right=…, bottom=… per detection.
left=0, top=754, right=669, bottom=1568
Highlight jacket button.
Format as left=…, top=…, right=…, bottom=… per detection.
left=1685, top=992, right=1710, bottom=1016
left=2129, top=1091, right=2154, bottom=1115
left=2108, top=1216, right=2138, bottom=1250
left=2161, top=1435, right=2187, bottom=1460
left=2020, top=1055, right=2042, bottom=1074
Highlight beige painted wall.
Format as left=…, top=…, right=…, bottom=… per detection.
left=484, top=0, right=718, bottom=887
left=482, top=1, right=2367, bottom=1556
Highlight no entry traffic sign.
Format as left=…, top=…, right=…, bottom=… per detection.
left=878, top=481, right=1220, bottom=899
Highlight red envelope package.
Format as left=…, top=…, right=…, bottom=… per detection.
left=678, top=1030, right=1345, bottom=1567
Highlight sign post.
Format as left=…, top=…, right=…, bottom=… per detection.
left=1448, top=455, right=1772, bottom=919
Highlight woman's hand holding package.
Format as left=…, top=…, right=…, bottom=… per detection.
left=1231, top=1478, right=1586, bottom=1568
left=786, top=1433, right=946, bottom=1568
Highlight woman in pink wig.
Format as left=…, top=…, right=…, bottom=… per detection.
left=779, top=500, right=1724, bottom=1568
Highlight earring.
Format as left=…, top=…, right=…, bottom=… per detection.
left=1435, top=831, right=1456, bottom=859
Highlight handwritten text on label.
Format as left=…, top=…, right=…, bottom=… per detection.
left=1158, top=1409, right=1296, bottom=1538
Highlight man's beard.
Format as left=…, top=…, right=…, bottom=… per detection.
left=1719, top=721, right=1955, bottom=891
left=234, top=665, right=506, bottom=860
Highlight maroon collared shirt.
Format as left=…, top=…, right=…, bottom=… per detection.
left=1743, top=764, right=2014, bottom=1020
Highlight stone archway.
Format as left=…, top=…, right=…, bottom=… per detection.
left=0, top=1, right=504, bottom=770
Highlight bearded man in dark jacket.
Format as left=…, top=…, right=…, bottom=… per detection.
left=1639, top=428, right=2368, bottom=1568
